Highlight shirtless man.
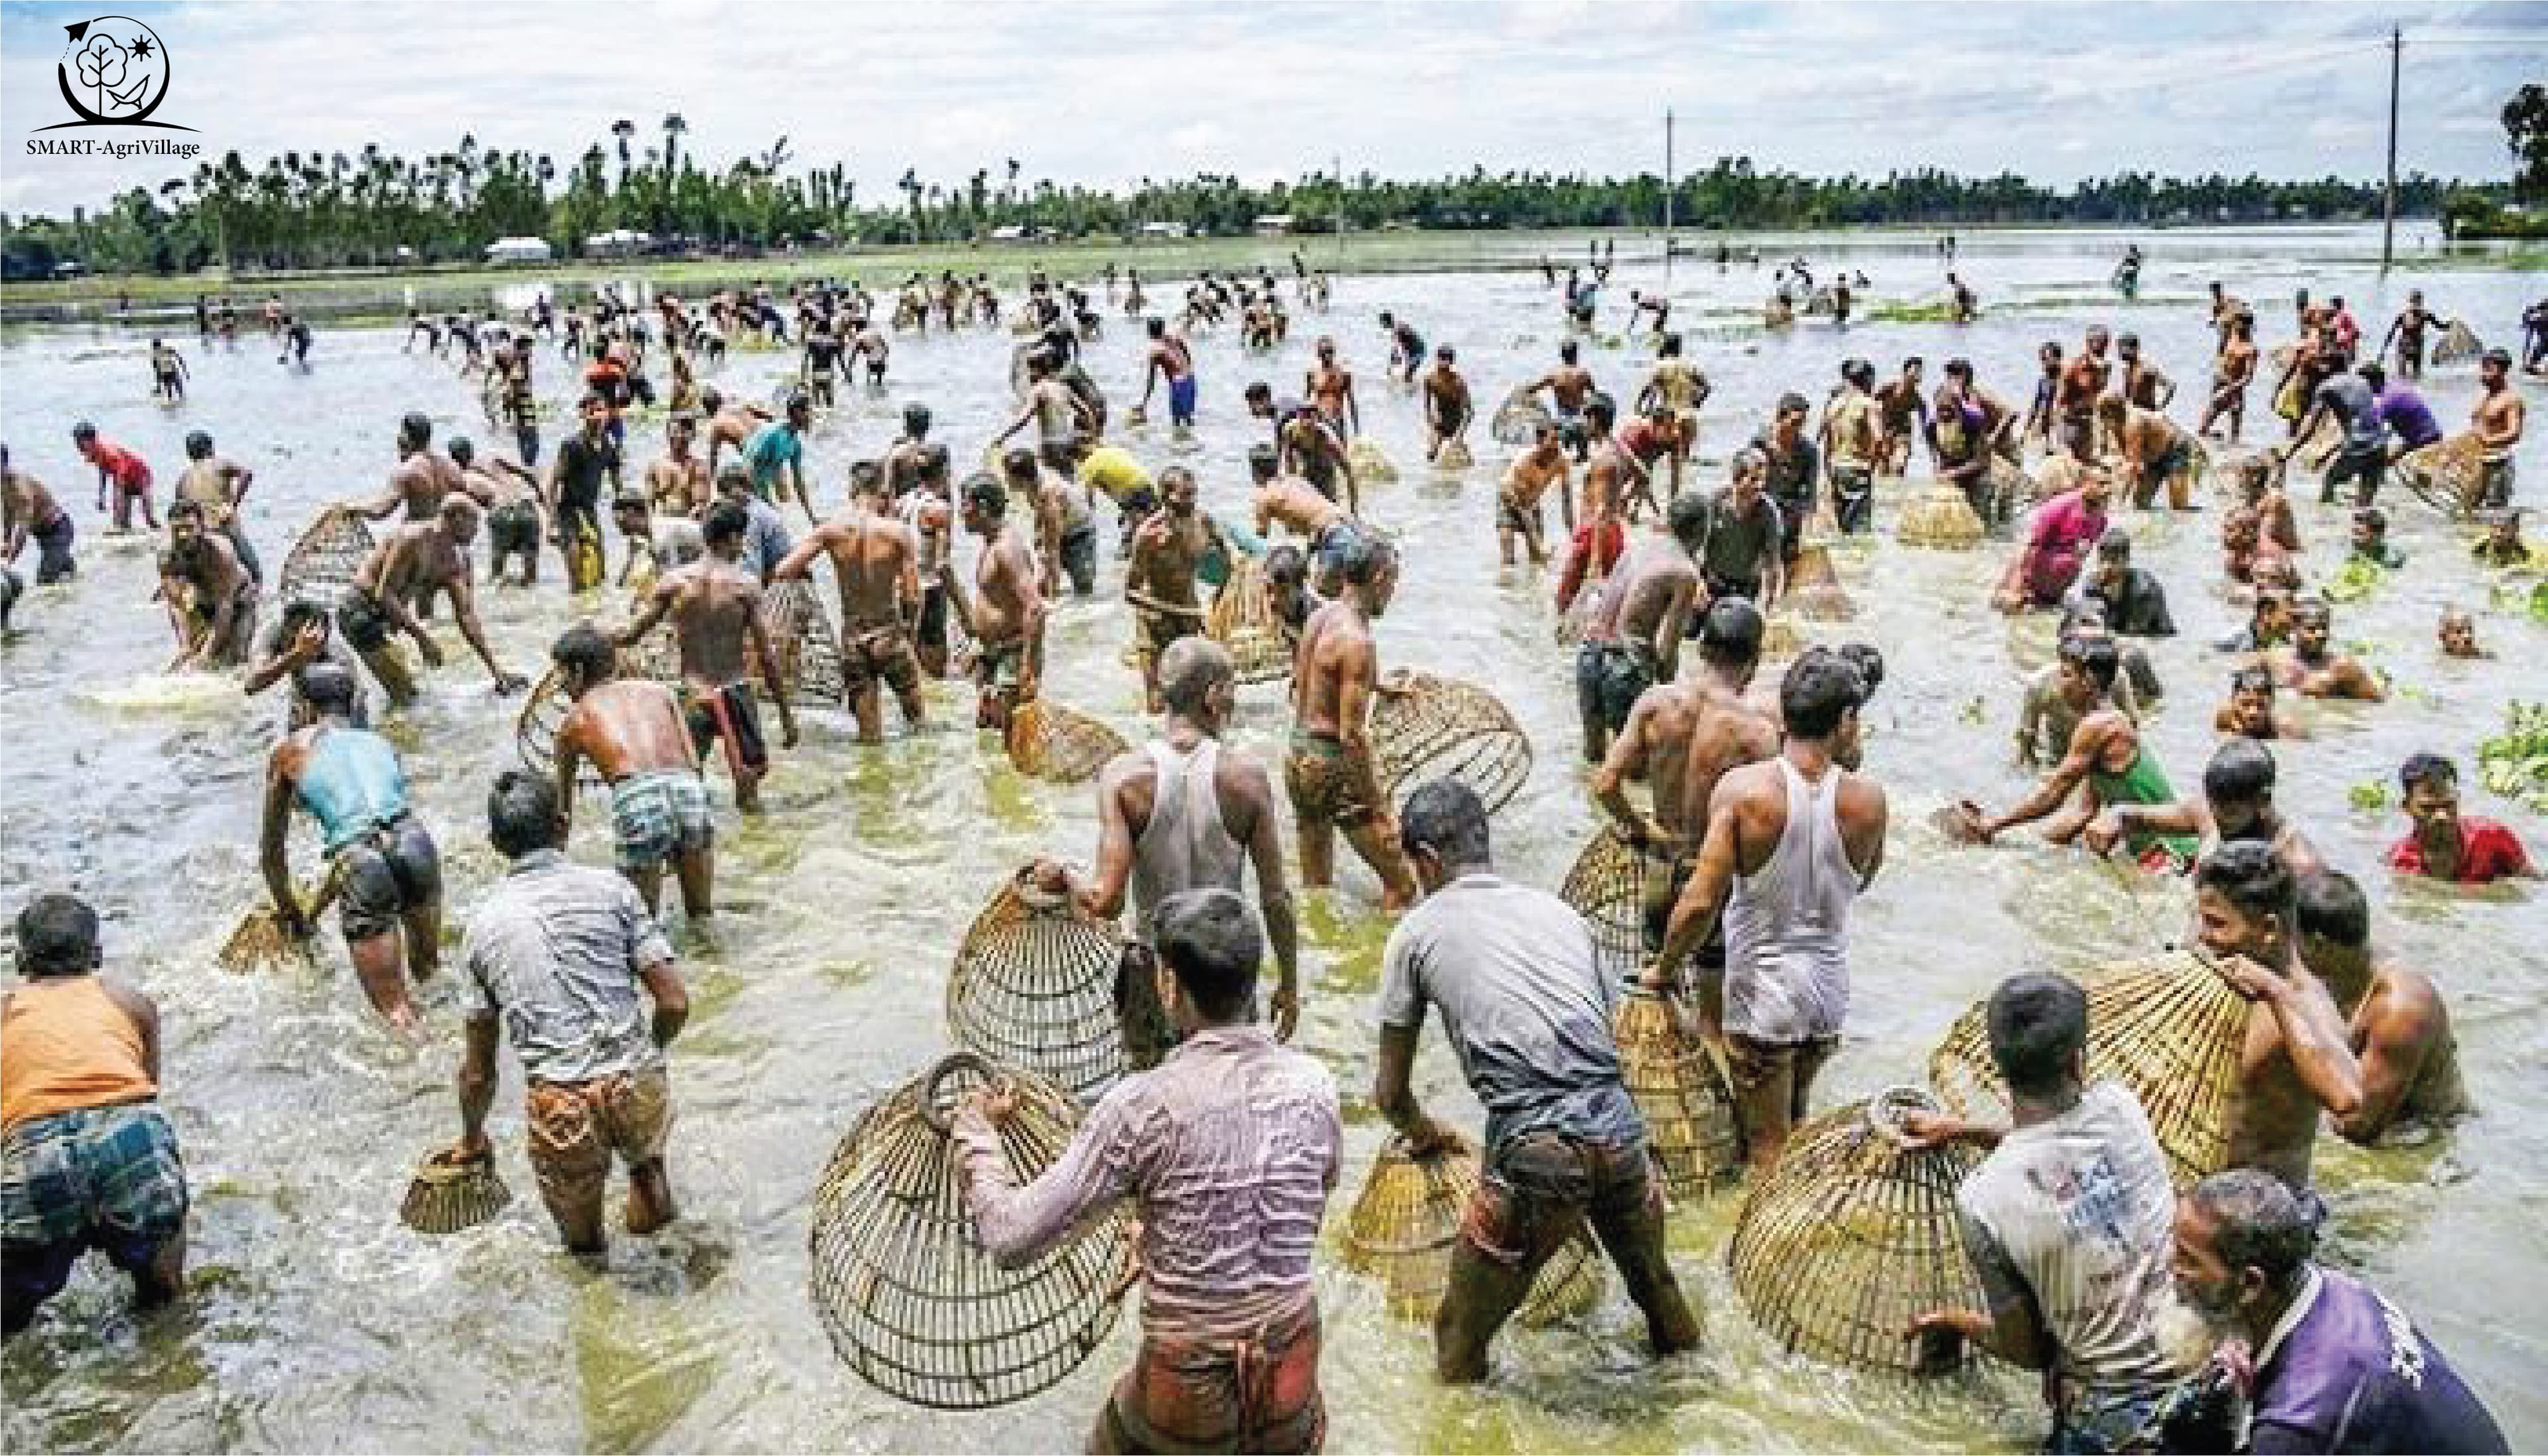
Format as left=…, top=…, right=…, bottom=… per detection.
left=1285, top=533, right=1416, bottom=911
left=700, top=392, right=776, bottom=477
left=2190, top=842, right=2366, bottom=1193
left=996, top=351, right=1097, bottom=474
left=149, top=338, right=188, bottom=403
left=1954, top=636, right=2194, bottom=866
left=881, top=403, right=936, bottom=498
left=958, top=472, right=1046, bottom=735
left=1305, top=336, right=1360, bottom=437
left=644, top=412, right=711, bottom=520
left=2269, top=602, right=2384, bottom=702
left=1005, top=448, right=1096, bottom=600
left=2294, top=870, right=2471, bottom=1144
left=1592, top=598, right=1778, bottom=1032
left=1821, top=361, right=1881, bottom=534
left=157, top=502, right=258, bottom=671
left=2437, top=606, right=2488, bottom=660
left=620, top=501, right=799, bottom=811
left=1872, top=357, right=1928, bottom=476
left=1125, top=468, right=1221, bottom=714
left=1555, top=394, right=1632, bottom=612
left=2055, top=327, right=2113, bottom=462
left=1573, top=492, right=1709, bottom=763
left=2379, top=291, right=2439, bottom=382
left=336, top=497, right=528, bottom=706
left=2085, top=738, right=2325, bottom=876
left=1277, top=397, right=1357, bottom=515
left=354, top=413, right=464, bottom=523
left=2114, top=333, right=2174, bottom=412
left=2214, top=666, right=2309, bottom=743
left=2022, top=342, right=2065, bottom=452
left=2471, top=349, right=2525, bottom=509
left=2099, top=396, right=2202, bottom=511
left=1421, top=346, right=1474, bottom=464
left=2198, top=314, right=2261, bottom=442
left=1496, top=421, right=1573, bottom=567
left=1139, top=318, right=1199, bottom=430
left=1249, top=444, right=1350, bottom=584
left=900, top=447, right=963, bottom=679
left=549, top=624, right=715, bottom=920
left=449, top=438, right=544, bottom=586
left=174, top=430, right=258, bottom=583
left=775, top=468, right=922, bottom=745
left=1533, top=339, right=1602, bottom=456
left=1, top=446, right=76, bottom=584
left=1379, top=311, right=1425, bottom=385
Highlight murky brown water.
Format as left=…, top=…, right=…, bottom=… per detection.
left=3, top=226, right=2543, bottom=1452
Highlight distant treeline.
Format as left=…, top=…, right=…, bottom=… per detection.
left=0, top=115, right=2486, bottom=279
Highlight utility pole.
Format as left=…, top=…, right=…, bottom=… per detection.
left=1334, top=152, right=1345, bottom=268
left=2381, top=25, right=2401, bottom=271
left=1663, top=108, right=1675, bottom=267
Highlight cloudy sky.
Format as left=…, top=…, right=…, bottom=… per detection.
left=2, top=1, right=2539, bottom=218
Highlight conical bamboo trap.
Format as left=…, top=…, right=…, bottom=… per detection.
left=1613, top=987, right=1742, bottom=1198
left=809, top=1051, right=1135, bottom=1411
left=1557, top=825, right=1674, bottom=986
left=1341, top=1140, right=1605, bottom=1327
left=2431, top=320, right=2483, bottom=367
left=1369, top=670, right=1533, bottom=815
left=216, top=906, right=317, bottom=974
left=1005, top=698, right=1131, bottom=785
left=2395, top=432, right=2488, bottom=519
left=2293, top=413, right=2344, bottom=473
left=1727, top=1087, right=1988, bottom=1375
left=276, top=505, right=375, bottom=609
left=1491, top=387, right=1554, bottom=446
left=400, top=1148, right=514, bottom=1234
left=1347, top=438, right=1398, bottom=484
left=1434, top=440, right=1476, bottom=472
left=1785, top=543, right=1855, bottom=621
left=1205, top=558, right=1294, bottom=685
left=512, top=641, right=683, bottom=781
left=760, top=578, right=847, bottom=707
left=1897, top=481, right=1987, bottom=549
left=1927, top=950, right=2248, bottom=1187
left=945, top=872, right=1127, bottom=1103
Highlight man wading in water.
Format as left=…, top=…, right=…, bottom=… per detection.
left=959, top=888, right=1340, bottom=1454
left=619, top=501, right=799, bottom=813
left=336, top=496, right=528, bottom=705
left=774, top=463, right=925, bottom=745
left=550, top=625, right=717, bottom=921
left=1285, top=532, right=1417, bottom=913
left=957, top=470, right=1046, bottom=737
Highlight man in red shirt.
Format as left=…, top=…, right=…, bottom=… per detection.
left=2385, top=754, right=2536, bottom=885
left=72, top=423, right=158, bottom=531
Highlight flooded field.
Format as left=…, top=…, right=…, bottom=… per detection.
left=1, top=224, right=2542, bottom=1451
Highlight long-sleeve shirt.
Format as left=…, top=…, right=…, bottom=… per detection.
left=955, top=1026, right=1340, bottom=1340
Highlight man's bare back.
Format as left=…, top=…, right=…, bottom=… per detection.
left=561, top=679, right=695, bottom=781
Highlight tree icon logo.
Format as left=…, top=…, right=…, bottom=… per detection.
left=43, top=16, right=194, bottom=130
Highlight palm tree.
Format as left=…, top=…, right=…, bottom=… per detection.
left=612, top=118, right=636, bottom=192
left=660, top=112, right=686, bottom=181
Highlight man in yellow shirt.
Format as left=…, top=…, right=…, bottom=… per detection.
left=1078, top=443, right=1159, bottom=555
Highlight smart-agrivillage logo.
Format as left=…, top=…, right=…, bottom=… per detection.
left=27, top=15, right=202, bottom=159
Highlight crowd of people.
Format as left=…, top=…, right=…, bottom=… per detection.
left=2, top=244, right=2537, bottom=1455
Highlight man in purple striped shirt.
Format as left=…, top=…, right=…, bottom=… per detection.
left=957, top=888, right=1341, bottom=1453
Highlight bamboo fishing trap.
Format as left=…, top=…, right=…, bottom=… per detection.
left=1005, top=698, right=1131, bottom=785
left=1206, top=558, right=1294, bottom=685
left=1340, top=1139, right=1604, bottom=1327
left=2431, top=320, right=2483, bottom=367
left=945, top=870, right=1127, bottom=1104
left=275, top=505, right=375, bottom=610
left=1613, top=986, right=1742, bottom=1198
left=1785, top=543, right=1855, bottom=622
left=808, top=1051, right=1135, bottom=1411
left=1557, top=825, right=1677, bottom=987
left=1369, top=670, right=1533, bottom=815
left=1928, top=950, right=2247, bottom=1188
left=1491, top=387, right=1555, bottom=446
left=400, top=1148, right=514, bottom=1235
left=1433, top=440, right=1476, bottom=472
left=1897, top=480, right=1988, bottom=549
left=1346, top=438, right=1398, bottom=484
left=2395, top=433, right=2490, bottom=519
left=1726, top=1087, right=1989, bottom=1376
left=760, top=578, right=847, bottom=708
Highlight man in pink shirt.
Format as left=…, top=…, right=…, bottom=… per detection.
left=1996, top=465, right=2113, bottom=611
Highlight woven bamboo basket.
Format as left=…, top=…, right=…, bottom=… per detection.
left=1786, top=543, right=1855, bottom=622
left=1206, top=559, right=1293, bottom=685
left=1557, top=825, right=1674, bottom=986
left=1760, top=615, right=1804, bottom=661
left=216, top=906, right=317, bottom=974
left=1491, top=388, right=1553, bottom=446
left=1614, top=987, right=1742, bottom=1197
left=809, top=1051, right=1135, bottom=1410
left=513, top=641, right=685, bottom=780
left=400, top=1148, right=514, bottom=1234
left=1896, top=482, right=1986, bottom=549
left=1341, top=1140, right=1605, bottom=1326
left=1369, top=670, right=1533, bottom=815
left=2431, top=320, right=2482, bottom=367
left=1347, top=438, right=1398, bottom=484
left=1435, top=439, right=1476, bottom=472
left=761, top=578, right=847, bottom=708
left=1727, top=1087, right=1989, bottom=1375
left=945, top=872, right=1127, bottom=1102
left=276, top=505, right=375, bottom=609
left=2394, top=432, right=2488, bottom=519
left=1928, top=950, right=2248, bottom=1187
left=2294, top=413, right=2344, bottom=473
left=1005, top=698, right=1131, bottom=785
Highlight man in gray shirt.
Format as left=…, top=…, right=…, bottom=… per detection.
left=2285, top=364, right=2387, bottom=507
left=1373, top=779, right=1701, bottom=1383
left=1695, top=448, right=1788, bottom=605
left=713, top=463, right=794, bottom=584
left=449, top=771, right=689, bottom=1256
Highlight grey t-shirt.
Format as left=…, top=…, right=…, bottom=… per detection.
left=460, top=849, right=674, bottom=1084
left=1376, top=872, right=1640, bottom=1152
left=1699, top=490, right=1785, bottom=587
left=2315, top=374, right=2383, bottom=454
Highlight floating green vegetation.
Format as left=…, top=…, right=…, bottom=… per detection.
left=2476, top=702, right=2548, bottom=814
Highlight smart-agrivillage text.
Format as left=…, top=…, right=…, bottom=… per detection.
left=27, top=140, right=203, bottom=159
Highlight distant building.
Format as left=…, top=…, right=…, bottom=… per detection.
left=484, top=236, right=555, bottom=265
left=1252, top=214, right=1297, bottom=235
left=581, top=228, right=652, bottom=258
left=988, top=224, right=1028, bottom=243
left=1137, top=221, right=1190, bottom=239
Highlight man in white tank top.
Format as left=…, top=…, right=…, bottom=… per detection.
left=1037, top=639, right=1301, bottom=1065
left=1649, top=648, right=1888, bottom=1169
